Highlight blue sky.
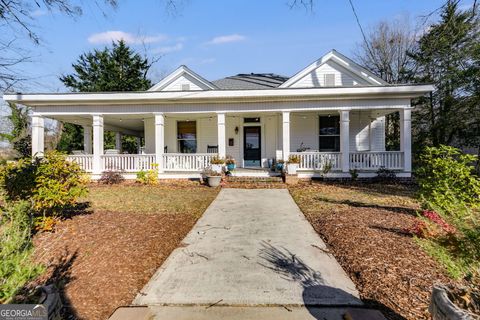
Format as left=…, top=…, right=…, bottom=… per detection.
left=9, top=0, right=473, bottom=92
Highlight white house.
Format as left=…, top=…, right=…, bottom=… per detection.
left=3, top=50, right=433, bottom=179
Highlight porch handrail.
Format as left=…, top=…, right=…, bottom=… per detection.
left=162, top=153, right=217, bottom=171
left=290, top=151, right=342, bottom=171
left=101, top=154, right=156, bottom=172
left=66, top=154, right=93, bottom=172
left=349, top=151, right=404, bottom=170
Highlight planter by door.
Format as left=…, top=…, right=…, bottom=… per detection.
left=226, top=163, right=236, bottom=171
left=211, top=164, right=223, bottom=173
left=287, top=163, right=299, bottom=175
left=206, top=176, right=222, bottom=187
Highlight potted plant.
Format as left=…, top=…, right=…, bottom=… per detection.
left=210, top=156, right=225, bottom=173
left=225, top=156, right=236, bottom=171
left=286, top=155, right=300, bottom=175
left=276, top=160, right=284, bottom=172
left=203, top=168, right=222, bottom=187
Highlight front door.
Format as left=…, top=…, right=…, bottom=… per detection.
left=244, top=126, right=261, bottom=167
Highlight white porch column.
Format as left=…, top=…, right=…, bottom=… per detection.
left=282, top=111, right=290, bottom=161
left=115, top=132, right=122, bottom=152
left=340, top=110, right=350, bottom=173
left=31, top=115, right=44, bottom=157
left=400, top=108, right=412, bottom=172
left=83, top=125, right=92, bottom=154
left=92, top=115, right=104, bottom=174
left=136, top=137, right=142, bottom=154
left=154, top=113, right=165, bottom=172
left=217, top=112, right=226, bottom=158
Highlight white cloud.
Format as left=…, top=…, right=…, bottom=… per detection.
left=152, top=43, right=184, bottom=54
left=87, top=31, right=167, bottom=45
left=206, top=34, right=246, bottom=45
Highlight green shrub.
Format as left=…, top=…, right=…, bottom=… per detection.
left=136, top=164, right=159, bottom=185
left=0, top=151, right=88, bottom=217
left=0, top=201, right=44, bottom=303
left=416, top=145, right=480, bottom=211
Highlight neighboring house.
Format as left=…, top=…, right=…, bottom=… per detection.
left=3, top=50, right=433, bottom=179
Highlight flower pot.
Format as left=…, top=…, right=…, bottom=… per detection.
left=287, top=163, right=299, bottom=175
left=430, top=285, right=473, bottom=320
left=211, top=164, right=223, bottom=173
left=226, top=163, right=236, bottom=171
left=207, top=176, right=222, bottom=187
left=276, top=163, right=284, bottom=171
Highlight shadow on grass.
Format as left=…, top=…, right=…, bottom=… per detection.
left=257, top=241, right=407, bottom=320
left=370, top=225, right=412, bottom=237
left=314, top=196, right=417, bottom=216
left=62, top=201, right=93, bottom=219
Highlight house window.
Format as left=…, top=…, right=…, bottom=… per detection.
left=319, top=116, right=340, bottom=151
left=177, top=121, right=197, bottom=153
left=244, top=117, right=260, bottom=123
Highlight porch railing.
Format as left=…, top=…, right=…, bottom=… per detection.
left=349, top=151, right=404, bottom=170
left=66, top=155, right=93, bottom=172
left=290, top=152, right=342, bottom=171
left=162, top=153, right=217, bottom=171
left=101, top=154, right=156, bottom=172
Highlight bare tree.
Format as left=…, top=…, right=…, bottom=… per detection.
left=0, top=0, right=117, bottom=92
left=354, top=18, right=417, bottom=84
left=354, top=18, right=417, bottom=150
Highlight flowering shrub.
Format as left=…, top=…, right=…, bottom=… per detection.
left=136, top=164, right=159, bottom=185
left=407, top=209, right=457, bottom=239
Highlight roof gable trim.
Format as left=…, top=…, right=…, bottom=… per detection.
left=279, top=49, right=388, bottom=88
left=148, top=65, right=217, bottom=91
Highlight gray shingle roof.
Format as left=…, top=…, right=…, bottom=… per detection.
left=212, top=73, right=289, bottom=90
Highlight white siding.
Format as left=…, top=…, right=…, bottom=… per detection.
left=197, top=118, right=217, bottom=153
left=226, top=116, right=241, bottom=161
left=290, top=114, right=317, bottom=152
left=164, top=117, right=176, bottom=152
left=370, top=116, right=386, bottom=151
left=161, top=74, right=207, bottom=91
left=289, top=61, right=369, bottom=88
left=264, top=115, right=278, bottom=160
left=144, top=117, right=155, bottom=154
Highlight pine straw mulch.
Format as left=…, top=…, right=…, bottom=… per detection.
left=289, top=181, right=456, bottom=320
left=26, top=182, right=219, bottom=320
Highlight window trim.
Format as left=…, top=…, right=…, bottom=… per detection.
left=318, top=115, right=340, bottom=152
left=177, top=120, right=197, bottom=153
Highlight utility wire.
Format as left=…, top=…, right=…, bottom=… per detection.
left=347, top=0, right=376, bottom=63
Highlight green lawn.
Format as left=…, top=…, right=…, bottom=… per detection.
left=86, top=182, right=219, bottom=217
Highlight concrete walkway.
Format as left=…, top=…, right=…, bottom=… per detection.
left=134, top=189, right=360, bottom=309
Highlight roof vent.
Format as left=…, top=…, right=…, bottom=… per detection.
left=324, top=74, right=335, bottom=87
left=181, top=83, right=190, bottom=91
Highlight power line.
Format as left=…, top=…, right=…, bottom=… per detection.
left=347, top=0, right=376, bottom=60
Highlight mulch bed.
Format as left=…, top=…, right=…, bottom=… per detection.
left=289, top=182, right=455, bottom=320
left=29, top=210, right=197, bottom=320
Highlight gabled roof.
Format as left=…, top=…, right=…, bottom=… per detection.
left=213, top=73, right=289, bottom=90
left=279, top=49, right=388, bottom=88
left=148, top=65, right=217, bottom=91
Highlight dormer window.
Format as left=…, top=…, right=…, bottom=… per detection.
left=181, top=84, right=190, bottom=91
left=324, top=74, right=335, bottom=87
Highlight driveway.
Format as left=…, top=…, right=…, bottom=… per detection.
left=134, top=189, right=360, bottom=307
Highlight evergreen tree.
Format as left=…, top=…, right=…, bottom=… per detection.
left=410, top=1, right=480, bottom=151
left=59, top=40, right=153, bottom=152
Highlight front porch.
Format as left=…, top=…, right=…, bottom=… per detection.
left=37, top=108, right=414, bottom=179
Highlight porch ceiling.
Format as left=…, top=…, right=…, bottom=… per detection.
left=50, top=114, right=145, bottom=136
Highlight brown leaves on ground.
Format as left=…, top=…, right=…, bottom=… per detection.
left=30, top=182, right=219, bottom=320
left=289, top=182, right=454, bottom=320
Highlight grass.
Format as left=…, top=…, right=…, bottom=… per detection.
left=86, top=181, right=219, bottom=217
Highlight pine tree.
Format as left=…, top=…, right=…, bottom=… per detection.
left=58, top=40, right=153, bottom=152
left=410, top=1, right=480, bottom=151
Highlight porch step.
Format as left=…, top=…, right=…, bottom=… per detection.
left=225, top=176, right=284, bottom=183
